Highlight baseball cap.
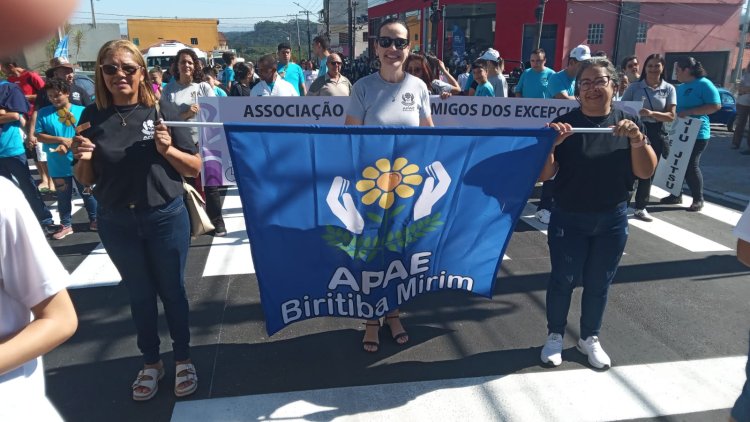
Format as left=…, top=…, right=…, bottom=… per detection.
left=478, top=48, right=500, bottom=62
left=570, top=45, right=591, bottom=61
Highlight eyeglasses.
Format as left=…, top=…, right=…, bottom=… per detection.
left=100, top=64, right=142, bottom=76
left=328, top=61, right=343, bottom=66
left=578, top=76, right=611, bottom=91
left=627, top=63, right=638, bottom=68
left=377, top=37, right=409, bottom=50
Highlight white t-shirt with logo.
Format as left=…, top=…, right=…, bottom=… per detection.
left=347, top=72, right=431, bottom=126
left=0, top=177, right=69, bottom=421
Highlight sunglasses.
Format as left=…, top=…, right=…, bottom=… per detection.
left=377, top=37, right=409, bottom=50
left=100, top=64, right=142, bottom=76
left=328, top=61, right=343, bottom=66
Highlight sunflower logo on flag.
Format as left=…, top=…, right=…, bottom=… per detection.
left=324, top=158, right=451, bottom=262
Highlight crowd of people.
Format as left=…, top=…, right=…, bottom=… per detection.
left=0, top=10, right=747, bottom=422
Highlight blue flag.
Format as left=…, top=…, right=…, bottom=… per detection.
left=224, top=124, right=556, bottom=335
left=54, top=35, right=69, bottom=60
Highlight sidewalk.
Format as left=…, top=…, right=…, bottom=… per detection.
left=699, top=127, right=749, bottom=208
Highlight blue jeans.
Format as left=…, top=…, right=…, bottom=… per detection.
left=53, top=176, right=97, bottom=227
left=97, top=196, right=192, bottom=364
left=0, top=153, right=53, bottom=225
left=546, top=202, right=629, bottom=339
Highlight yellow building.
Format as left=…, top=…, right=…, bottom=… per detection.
left=127, top=19, right=220, bottom=53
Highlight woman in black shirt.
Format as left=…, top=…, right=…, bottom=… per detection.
left=539, top=58, right=657, bottom=369
left=72, top=40, right=201, bottom=401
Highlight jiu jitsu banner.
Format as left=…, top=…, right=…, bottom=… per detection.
left=653, top=117, right=700, bottom=196
left=224, top=124, right=557, bottom=334
left=199, top=97, right=641, bottom=186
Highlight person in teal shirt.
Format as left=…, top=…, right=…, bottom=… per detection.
left=514, top=48, right=555, bottom=98
left=546, top=45, right=590, bottom=99
left=35, top=78, right=97, bottom=237
left=471, top=61, right=495, bottom=97
left=277, top=42, right=306, bottom=96
left=660, top=56, right=720, bottom=211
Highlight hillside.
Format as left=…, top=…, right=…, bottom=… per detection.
left=224, top=19, right=321, bottom=63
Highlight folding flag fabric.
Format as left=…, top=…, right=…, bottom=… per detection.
left=224, top=124, right=556, bottom=335
left=54, top=35, right=69, bottom=60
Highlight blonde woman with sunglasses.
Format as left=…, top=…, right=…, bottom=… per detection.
left=72, top=40, right=201, bottom=401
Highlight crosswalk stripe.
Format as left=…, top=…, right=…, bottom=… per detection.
left=521, top=202, right=548, bottom=235
left=627, top=209, right=732, bottom=252
left=171, top=355, right=746, bottom=422
left=202, top=190, right=256, bottom=277
left=651, top=186, right=744, bottom=226
left=68, top=243, right=121, bottom=289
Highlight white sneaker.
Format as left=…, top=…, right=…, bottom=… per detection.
left=535, top=209, right=551, bottom=225
left=541, top=333, right=563, bottom=366
left=633, top=208, right=653, bottom=222
left=576, top=336, right=611, bottom=369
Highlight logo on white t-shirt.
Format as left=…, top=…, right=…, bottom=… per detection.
left=401, top=92, right=415, bottom=111
left=142, top=119, right=155, bottom=140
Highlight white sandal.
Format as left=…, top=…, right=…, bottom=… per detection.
left=132, top=367, right=165, bottom=401
left=174, top=363, right=198, bottom=397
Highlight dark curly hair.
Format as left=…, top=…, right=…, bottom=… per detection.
left=173, top=48, right=204, bottom=83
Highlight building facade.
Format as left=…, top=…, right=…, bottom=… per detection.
left=368, top=0, right=743, bottom=85
left=127, top=19, right=220, bottom=54
left=320, top=0, right=370, bottom=59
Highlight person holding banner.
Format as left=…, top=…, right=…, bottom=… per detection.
left=622, top=53, right=676, bottom=222
left=72, top=40, right=201, bottom=400
left=345, top=17, right=433, bottom=353
left=541, top=58, right=657, bottom=369
left=659, top=57, right=720, bottom=212
left=163, top=48, right=226, bottom=236
left=731, top=204, right=750, bottom=422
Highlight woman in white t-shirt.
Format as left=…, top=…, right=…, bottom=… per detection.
left=345, top=18, right=433, bottom=353
left=0, top=177, right=77, bottom=421
left=163, top=49, right=227, bottom=237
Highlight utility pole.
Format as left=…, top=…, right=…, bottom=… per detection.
left=735, top=0, right=749, bottom=84
left=325, top=0, right=330, bottom=39
left=90, top=0, right=97, bottom=28
left=534, top=0, right=549, bottom=50
left=288, top=14, right=302, bottom=60
left=348, top=0, right=354, bottom=61
left=294, top=2, right=314, bottom=61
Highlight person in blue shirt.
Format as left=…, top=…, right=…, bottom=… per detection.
left=471, top=61, right=495, bottom=97
left=203, top=68, right=227, bottom=97
left=221, top=51, right=236, bottom=91
left=659, top=56, right=720, bottom=211
left=35, top=78, right=97, bottom=239
left=277, top=42, right=307, bottom=96
left=0, top=80, right=54, bottom=230
left=514, top=48, right=555, bottom=98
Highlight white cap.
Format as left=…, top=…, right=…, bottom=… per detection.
left=479, top=48, right=500, bottom=62
left=570, top=45, right=591, bottom=61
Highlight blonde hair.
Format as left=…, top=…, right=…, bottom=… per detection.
left=94, top=39, right=156, bottom=110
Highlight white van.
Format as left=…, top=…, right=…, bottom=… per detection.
left=143, top=41, right=208, bottom=71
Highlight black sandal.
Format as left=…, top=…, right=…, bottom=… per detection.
left=385, top=315, right=409, bottom=345
left=362, top=321, right=381, bottom=353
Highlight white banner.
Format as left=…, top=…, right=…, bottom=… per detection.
left=198, top=97, right=642, bottom=186
left=652, top=117, right=700, bottom=196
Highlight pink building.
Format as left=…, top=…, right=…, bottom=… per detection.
left=564, top=0, right=744, bottom=85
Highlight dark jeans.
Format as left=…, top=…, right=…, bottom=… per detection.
left=537, top=179, right=555, bottom=211
left=0, top=153, right=53, bottom=225
left=684, top=140, right=708, bottom=202
left=546, top=202, right=629, bottom=339
left=54, top=176, right=97, bottom=227
left=97, top=196, right=192, bottom=364
left=733, top=104, right=750, bottom=148
left=634, top=122, right=667, bottom=210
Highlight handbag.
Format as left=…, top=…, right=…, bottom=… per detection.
left=154, top=101, right=215, bottom=237
left=183, top=178, right=215, bottom=237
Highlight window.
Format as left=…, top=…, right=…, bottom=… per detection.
left=133, top=37, right=140, bottom=46
left=362, top=32, right=369, bottom=42
left=636, top=22, right=648, bottom=43
left=587, top=23, right=604, bottom=45
left=190, top=38, right=199, bottom=45
left=339, top=32, right=350, bottom=45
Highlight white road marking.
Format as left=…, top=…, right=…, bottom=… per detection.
left=627, top=208, right=732, bottom=252
left=651, top=186, right=743, bottom=226
left=171, top=355, right=746, bottom=422
left=202, top=190, right=256, bottom=277
left=68, top=243, right=121, bottom=289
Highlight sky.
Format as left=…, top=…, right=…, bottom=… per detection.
left=69, top=0, right=326, bottom=33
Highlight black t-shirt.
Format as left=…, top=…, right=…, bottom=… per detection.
left=79, top=101, right=197, bottom=208
left=229, top=82, right=251, bottom=96
left=35, top=83, right=93, bottom=109
left=551, top=108, right=644, bottom=212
